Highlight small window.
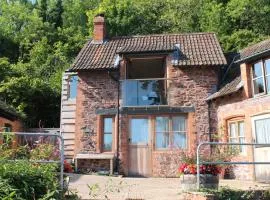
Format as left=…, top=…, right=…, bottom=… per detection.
left=252, top=59, right=270, bottom=96
left=4, top=123, right=12, bottom=132
left=252, top=62, right=265, bottom=95
left=155, top=116, right=187, bottom=150
left=68, top=75, right=78, bottom=99
left=228, top=121, right=245, bottom=153
left=103, top=117, right=113, bottom=151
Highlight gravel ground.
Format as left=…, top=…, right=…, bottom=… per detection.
left=67, top=173, right=270, bottom=200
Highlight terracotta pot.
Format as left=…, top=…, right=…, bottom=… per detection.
left=180, top=174, right=219, bottom=191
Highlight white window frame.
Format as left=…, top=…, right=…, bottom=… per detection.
left=252, top=58, right=270, bottom=97
left=252, top=113, right=270, bottom=147
left=228, top=120, right=246, bottom=154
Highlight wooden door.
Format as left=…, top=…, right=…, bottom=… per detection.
left=252, top=114, right=270, bottom=181
left=128, top=118, right=151, bottom=177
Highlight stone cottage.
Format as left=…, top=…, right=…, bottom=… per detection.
left=60, top=14, right=270, bottom=180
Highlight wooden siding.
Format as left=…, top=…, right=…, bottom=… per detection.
left=60, top=72, right=77, bottom=159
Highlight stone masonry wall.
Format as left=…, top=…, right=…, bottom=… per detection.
left=150, top=56, right=219, bottom=177
left=74, top=71, right=118, bottom=154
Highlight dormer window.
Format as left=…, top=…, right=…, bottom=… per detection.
left=252, top=59, right=270, bottom=96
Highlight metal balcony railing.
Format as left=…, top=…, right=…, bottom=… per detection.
left=121, top=78, right=167, bottom=106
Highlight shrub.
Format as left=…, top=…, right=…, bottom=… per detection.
left=0, top=160, right=60, bottom=200
left=201, top=187, right=270, bottom=200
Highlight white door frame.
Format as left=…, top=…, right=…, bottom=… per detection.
left=251, top=113, right=270, bottom=181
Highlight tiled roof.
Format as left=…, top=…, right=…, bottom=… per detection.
left=116, top=43, right=176, bottom=54
left=206, top=76, right=243, bottom=101
left=237, top=39, right=270, bottom=63
left=70, top=33, right=227, bottom=70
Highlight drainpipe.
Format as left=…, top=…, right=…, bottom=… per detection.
left=108, top=70, right=120, bottom=174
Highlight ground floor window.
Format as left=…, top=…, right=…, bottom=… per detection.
left=103, top=117, right=113, bottom=151
left=155, top=116, right=187, bottom=150
left=228, top=120, right=245, bottom=153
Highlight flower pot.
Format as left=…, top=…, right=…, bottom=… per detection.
left=180, top=174, right=219, bottom=191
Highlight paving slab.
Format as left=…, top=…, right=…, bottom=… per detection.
left=67, top=173, right=270, bottom=200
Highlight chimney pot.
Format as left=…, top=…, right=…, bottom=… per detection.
left=93, top=14, right=106, bottom=43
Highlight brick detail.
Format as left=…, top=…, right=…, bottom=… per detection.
left=77, top=159, right=110, bottom=172
left=93, top=15, right=106, bottom=42
left=0, top=117, right=23, bottom=132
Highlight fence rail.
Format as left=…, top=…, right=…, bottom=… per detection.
left=0, top=132, right=64, bottom=190
left=196, top=142, right=270, bottom=189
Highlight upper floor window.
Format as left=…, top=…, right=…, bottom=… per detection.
left=155, top=116, right=187, bottom=150
left=252, top=59, right=270, bottom=96
left=228, top=120, right=245, bottom=153
left=122, top=57, right=167, bottom=106
left=68, top=75, right=78, bottom=99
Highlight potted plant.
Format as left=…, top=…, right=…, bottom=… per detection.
left=178, top=151, right=221, bottom=191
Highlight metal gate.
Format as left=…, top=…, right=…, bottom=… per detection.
left=0, top=132, right=65, bottom=190
left=196, top=142, right=270, bottom=189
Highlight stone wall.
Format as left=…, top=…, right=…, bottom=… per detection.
left=75, top=71, right=118, bottom=154
left=74, top=56, right=220, bottom=177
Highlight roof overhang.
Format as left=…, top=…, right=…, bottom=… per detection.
left=235, top=49, right=270, bottom=64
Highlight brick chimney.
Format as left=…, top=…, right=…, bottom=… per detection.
left=93, top=14, right=106, bottom=43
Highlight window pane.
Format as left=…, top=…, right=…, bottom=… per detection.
left=230, top=123, right=236, bottom=138
left=253, top=78, right=265, bottom=94
left=103, top=118, right=112, bottom=151
left=69, top=75, right=78, bottom=99
left=104, top=118, right=112, bottom=132
left=156, top=132, right=169, bottom=149
left=266, top=76, right=270, bottom=94
left=239, top=121, right=244, bottom=137
left=255, top=117, right=270, bottom=144
left=130, top=118, right=149, bottom=144
left=253, top=62, right=263, bottom=78
left=239, top=137, right=245, bottom=152
left=172, top=116, right=186, bottom=132
left=265, top=59, right=270, bottom=75
left=229, top=138, right=238, bottom=143
left=104, top=133, right=112, bottom=151
left=173, top=133, right=186, bottom=148
left=156, top=117, right=169, bottom=132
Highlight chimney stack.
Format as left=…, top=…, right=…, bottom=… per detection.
left=93, top=14, right=106, bottom=43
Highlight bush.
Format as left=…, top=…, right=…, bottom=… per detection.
left=0, top=160, right=60, bottom=200
left=201, top=187, right=270, bottom=200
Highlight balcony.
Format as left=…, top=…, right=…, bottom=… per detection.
left=121, top=79, right=167, bottom=106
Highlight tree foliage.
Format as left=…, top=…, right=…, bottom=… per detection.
left=0, top=0, right=269, bottom=127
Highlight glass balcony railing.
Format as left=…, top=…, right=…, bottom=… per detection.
left=121, top=79, right=167, bottom=106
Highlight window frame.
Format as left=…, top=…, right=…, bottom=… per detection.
left=228, top=120, right=246, bottom=154
left=252, top=113, right=270, bottom=147
left=154, top=115, right=187, bottom=151
left=67, top=75, right=78, bottom=100
left=251, top=58, right=270, bottom=97
left=101, top=116, right=115, bottom=153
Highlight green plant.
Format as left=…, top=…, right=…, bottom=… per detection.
left=200, top=187, right=270, bottom=200
left=0, top=160, right=60, bottom=200
left=30, top=143, right=59, bottom=160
